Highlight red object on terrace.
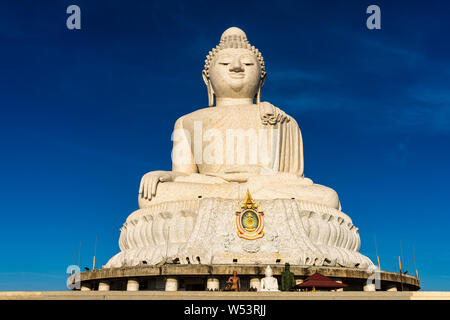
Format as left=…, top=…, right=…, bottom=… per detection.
left=295, top=272, right=348, bottom=289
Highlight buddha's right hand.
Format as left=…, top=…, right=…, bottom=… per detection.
left=139, top=171, right=175, bottom=201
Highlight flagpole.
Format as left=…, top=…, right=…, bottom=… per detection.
left=413, top=247, right=419, bottom=280
left=399, top=255, right=404, bottom=291
left=78, top=240, right=82, bottom=269
left=92, top=235, right=98, bottom=270
left=374, top=235, right=381, bottom=270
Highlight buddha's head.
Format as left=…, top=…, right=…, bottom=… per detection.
left=265, top=265, right=273, bottom=277
left=203, top=27, right=266, bottom=106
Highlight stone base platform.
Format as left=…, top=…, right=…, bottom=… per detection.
left=75, top=264, right=420, bottom=292
left=2, top=291, right=449, bottom=300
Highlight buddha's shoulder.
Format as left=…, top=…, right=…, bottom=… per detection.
left=184, top=106, right=219, bottom=118
left=174, top=107, right=213, bottom=126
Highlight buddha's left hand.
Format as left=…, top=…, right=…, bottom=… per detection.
left=139, top=170, right=187, bottom=200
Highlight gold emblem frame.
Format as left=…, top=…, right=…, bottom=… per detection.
left=235, top=190, right=264, bottom=240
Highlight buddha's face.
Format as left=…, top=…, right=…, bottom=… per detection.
left=209, top=48, right=262, bottom=100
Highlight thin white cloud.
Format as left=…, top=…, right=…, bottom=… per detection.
left=359, top=37, right=424, bottom=62
left=403, top=87, right=450, bottom=133
left=0, top=272, right=63, bottom=279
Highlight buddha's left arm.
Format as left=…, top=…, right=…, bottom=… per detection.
left=259, top=102, right=304, bottom=177
left=171, top=117, right=199, bottom=174
left=274, top=115, right=304, bottom=177
left=288, top=117, right=305, bottom=177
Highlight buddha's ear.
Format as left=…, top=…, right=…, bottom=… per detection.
left=260, top=73, right=267, bottom=88
left=256, top=73, right=266, bottom=104
left=202, top=70, right=215, bottom=107
left=202, top=70, right=209, bottom=87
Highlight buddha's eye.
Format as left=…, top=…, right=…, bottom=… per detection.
left=241, top=56, right=255, bottom=66
left=241, top=59, right=254, bottom=66
left=218, top=58, right=232, bottom=66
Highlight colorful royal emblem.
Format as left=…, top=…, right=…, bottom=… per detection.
left=236, top=190, right=264, bottom=240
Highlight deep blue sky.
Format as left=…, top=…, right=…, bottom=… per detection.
left=0, top=0, right=449, bottom=291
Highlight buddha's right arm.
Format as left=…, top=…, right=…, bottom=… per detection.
left=139, top=118, right=198, bottom=201
left=171, top=117, right=198, bottom=174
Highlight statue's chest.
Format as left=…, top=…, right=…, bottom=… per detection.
left=187, top=109, right=263, bottom=133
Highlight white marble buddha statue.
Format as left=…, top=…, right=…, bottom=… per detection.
left=137, top=27, right=340, bottom=210
left=105, top=27, right=374, bottom=270
left=259, top=266, right=279, bottom=292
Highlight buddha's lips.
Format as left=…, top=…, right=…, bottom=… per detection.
left=229, top=73, right=245, bottom=79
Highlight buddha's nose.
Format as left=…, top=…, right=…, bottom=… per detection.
left=229, top=58, right=244, bottom=72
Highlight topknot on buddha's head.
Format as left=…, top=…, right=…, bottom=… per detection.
left=220, top=27, right=249, bottom=46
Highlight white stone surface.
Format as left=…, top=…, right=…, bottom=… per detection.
left=363, top=283, right=376, bottom=292
left=105, top=26, right=374, bottom=271
left=165, top=278, right=178, bottom=292
left=98, top=281, right=110, bottom=291
left=126, top=279, right=139, bottom=291
left=80, top=285, right=91, bottom=291
left=206, top=277, right=220, bottom=291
